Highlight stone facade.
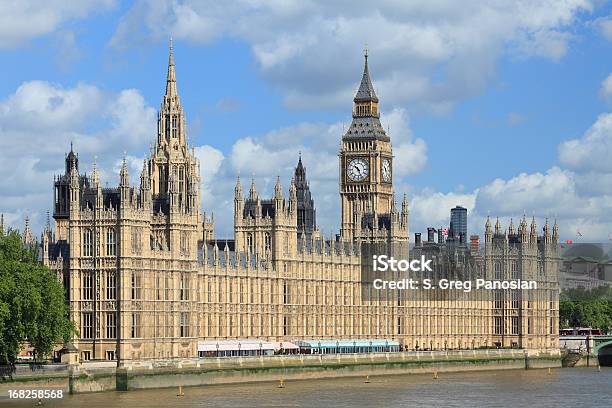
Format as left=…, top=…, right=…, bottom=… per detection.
left=42, top=44, right=560, bottom=362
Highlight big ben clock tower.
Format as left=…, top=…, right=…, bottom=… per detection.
left=340, top=51, right=396, bottom=240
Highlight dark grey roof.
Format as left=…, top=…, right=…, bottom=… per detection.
left=343, top=116, right=389, bottom=141
left=354, top=56, right=378, bottom=103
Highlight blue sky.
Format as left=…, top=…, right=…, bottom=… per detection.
left=1, top=0, right=612, bottom=241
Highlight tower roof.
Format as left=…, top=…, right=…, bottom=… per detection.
left=165, top=37, right=178, bottom=98
left=354, top=51, right=378, bottom=103
left=65, top=142, right=78, bottom=173
left=295, top=154, right=307, bottom=184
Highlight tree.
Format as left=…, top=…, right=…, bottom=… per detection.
left=0, top=230, right=74, bottom=363
left=559, top=286, right=612, bottom=334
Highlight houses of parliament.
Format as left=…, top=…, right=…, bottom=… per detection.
left=36, top=42, right=560, bottom=362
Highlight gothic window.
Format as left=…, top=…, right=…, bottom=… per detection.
left=180, top=274, right=189, bottom=301
left=165, top=276, right=171, bottom=300
left=82, top=312, right=93, bottom=339
left=172, top=115, right=178, bottom=138
left=511, top=317, right=519, bottom=335
left=180, top=231, right=189, bottom=254
left=106, top=228, right=116, bottom=256
left=131, top=272, right=142, bottom=300
left=179, top=166, right=184, bottom=201
left=83, top=229, right=93, bottom=257
left=264, top=233, right=271, bottom=253
left=131, top=312, right=141, bottom=338
left=528, top=317, right=533, bottom=334
left=494, top=290, right=503, bottom=309
left=159, top=166, right=165, bottom=193
left=494, top=316, right=503, bottom=335
left=247, top=233, right=253, bottom=254
left=132, top=228, right=142, bottom=254
left=165, top=116, right=171, bottom=141
left=165, top=313, right=172, bottom=337
left=180, top=312, right=189, bottom=337
left=511, top=261, right=519, bottom=279
left=494, top=261, right=502, bottom=279
left=82, top=272, right=93, bottom=300
left=106, top=273, right=116, bottom=300
left=106, top=312, right=116, bottom=339
left=511, top=290, right=519, bottom=309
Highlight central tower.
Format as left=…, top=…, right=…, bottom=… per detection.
left=339, top=51, right=394, bottom=240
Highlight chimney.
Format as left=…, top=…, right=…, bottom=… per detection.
left=415, top=233, right=422, bottom=247
left=470, top=235, right=480, bottom=254
left=427, top=227, right=435, bottom=243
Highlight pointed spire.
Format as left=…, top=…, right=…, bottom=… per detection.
left=91, top=156, right=100, bottom=186
left=165, top=36, right=178, bottom=98
left=402, top=193, right=408, bottom=214
left=530, top=216, right=537, bottom=235
left=290, top=176, right=296, bottom=195
left=495, top=217, right=501, bottom=234
left=235, top=175, right=243, bottom=198
left=485, top=216, right=492, bottom=233
left=44, top=211, right=51, bottom=234
left=120, top=155, right=129, bottom=187
left=295, top=153, right=306, bottom=182
left=552, top=219, right=559, bottom=242
left=274, top=175, right=283, bottom=199
left=354, top=48, right=378, bottom=103
left=249, top=176, right=257, bottom=200
left=22, top=215, right=33, bottom=245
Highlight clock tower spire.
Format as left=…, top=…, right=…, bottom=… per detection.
left=339, top=51, right=398, bottom=242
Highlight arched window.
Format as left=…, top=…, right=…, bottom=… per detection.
left=511, top=261, right=519, bottom=279
left=106, top=228, right=116, bottom=256
left=247, top=233, right=253, bottom=254
left=494, top=261, right=502, bottom=279
left=264, top=233, right=271, bottom=252
left=83, top=229, right=92, bottom=257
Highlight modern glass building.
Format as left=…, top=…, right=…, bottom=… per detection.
left=449, top=206, right=468, bottom=242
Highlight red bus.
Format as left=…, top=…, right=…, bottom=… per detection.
left=560, top=327, right=603, bottom=336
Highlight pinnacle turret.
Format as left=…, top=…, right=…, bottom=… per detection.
left=234, top=175, right=243, bottom=199
left=120, top=156, right=129, bottom=187
left=274, top=176, right=283, bottom=199
left=249, top=177, right=257, bottom=201
left=22, top=215, right=33, bottom=245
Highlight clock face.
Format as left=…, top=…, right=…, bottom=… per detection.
left=382, top=159, right=391, bottom=182
left=347, top=158, right=369, bottom=182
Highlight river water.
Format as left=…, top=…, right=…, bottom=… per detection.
left=2, top=367, right=611, bottom=407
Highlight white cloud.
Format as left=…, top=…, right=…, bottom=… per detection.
left=0, top=80, right=155, bottom=233
left=110, top=0, right=592, bottom=111
left=192, top=108, right=425, bottom=236
left=599, top=73, right=612, bottom=103
left=475, top=167, right=578, bottom=216
left=410, top=191, right=477, bottom=232
left=594, top=16, right=612, bottom=41
left=558, top=113, right=612, bottom=172
left=0, top=0, right=115, bottom=48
